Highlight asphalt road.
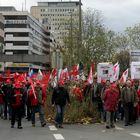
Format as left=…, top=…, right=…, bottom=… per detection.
left=0, top=118, right=140, bottom=140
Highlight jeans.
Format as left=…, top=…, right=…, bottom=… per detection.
left=31, top=105, right=46, bottom=125
left=55, top=105, right=65, bottom=125
left=4, top=102, right=11, bottom=119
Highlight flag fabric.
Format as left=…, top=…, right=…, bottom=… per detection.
left=29, top=78, right=36, bottom=99
left=87, top=67, right=93, bottom=84
left=28, top=69, right=34, bottom=77
left=71, top=65, right=79, bottom=80
left=111, top=62, right=120, bottom=82
left=38, top=69, right=43, bottom=76
left=92, top=63, right=95, bottom=74
left=120, top=69, right=129, bottom=83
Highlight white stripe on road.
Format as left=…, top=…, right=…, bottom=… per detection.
left=49, top=125, right=58, bottom=131
left=53, top=134, right=65, bottom=140
left=130, top=133, right=140, bottom=138
left=115, top=126, right=124, bottom=130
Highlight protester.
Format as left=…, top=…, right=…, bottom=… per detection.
left=52, top=80, right=70, bottom=128
left=10, top=83, right=23, bottom=129
left=2, top=79, right=13, bottom=120
left=28, top=81, right=46, bottom=127
left=121, top=80, right=137, bottom=126
left=90, top=76, right=102, bottom=119
left=0, top=83, right=4, bottom=119
left=103, top=84, right=119, bottom=129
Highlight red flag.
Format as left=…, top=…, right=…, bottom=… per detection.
left=29, top=78, right=36, bottom=99
left=120, top=69, right=128, bottom=83
left=52, top=68, right=57, bottom=77
left=87, top=67, right=93, bottom=84
left=6, top=69, right=11, bottom=77
left=92, top=63, right=95, bottom=74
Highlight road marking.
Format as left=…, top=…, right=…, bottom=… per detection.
left=49, top=125, right=58, bottom=131
left=115, top=126, right=124, bottom=130
left=102, top=130, right=106, bottom=132
left=130, top=133, right=140, bottom=137
left=53, top=134, right=65, bottom=140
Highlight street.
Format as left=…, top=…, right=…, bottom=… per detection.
left=0, top=118, right=140, bottom=140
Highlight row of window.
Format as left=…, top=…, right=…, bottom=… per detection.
left=41, top=8, right=75, bottom=12
left=0, top=22, right=4, bottom=30
left=41, top=14, right=78, bottom=17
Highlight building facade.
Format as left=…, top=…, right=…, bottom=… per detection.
left=0, top=14, right=4, bottom=52
left=0, top=7, right=51, bottom=72
left=31, top=1, right=80, bottom=45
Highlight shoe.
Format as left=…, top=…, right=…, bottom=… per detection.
left=4, top=117, right=7, bottom=120
left=41, top=122, right=46, bottom=127
left=106, top=126, right=110, bottom=129
left=54, top=123, right=59, bottom=128
left=59, top=125, right=64, bottom=128
left=111, top=125, right=115, bottom=128
left=128, top=123, right=133, bottom=125
left=11, top=125, right=14, bottom=128
left=32, top=124, right=35, bottom=127
left=17, top=126, right=23, bottom=129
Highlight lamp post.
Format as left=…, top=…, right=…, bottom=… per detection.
left=78, top=0, right=82, bottom=61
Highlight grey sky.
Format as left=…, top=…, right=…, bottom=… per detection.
left=0, top=0, right=140, bottom=32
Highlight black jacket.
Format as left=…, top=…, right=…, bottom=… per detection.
left=52, top=86, right=70, bottom=106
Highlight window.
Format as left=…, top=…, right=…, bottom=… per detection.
left=5, top=24, right=27, bottom=28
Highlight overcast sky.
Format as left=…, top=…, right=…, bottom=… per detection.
left=0, top=0, right=140, bottom=32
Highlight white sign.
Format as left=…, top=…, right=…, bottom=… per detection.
left=97, top=63, right=113, bottom=83
left=131, top=62, right=140, bottom=79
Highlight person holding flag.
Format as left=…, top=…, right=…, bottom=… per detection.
left=28, top=81, right=46, bottom=127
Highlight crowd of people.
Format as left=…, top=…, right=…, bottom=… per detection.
left=0, top=75, right=140, bottom=130
left=83, top=76, right=140, bottom=129
left=0, top=79, right=47, bottom=129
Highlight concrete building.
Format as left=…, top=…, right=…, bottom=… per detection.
left=0, top=14, right=4, bottom=52
left=31, top=1, right=80, bottom=45
left=0, top=14, right=4, bottom=72
left=0, top=7, right=51, bottom=72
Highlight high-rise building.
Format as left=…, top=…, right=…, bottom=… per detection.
left=31, top=1, right=80, bottom=45
left=0, top=13, right=4, bottom=52
left=0, top=7, right=51, bottom=72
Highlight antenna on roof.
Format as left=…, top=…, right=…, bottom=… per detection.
left=25, top=0, right=26, bottom=11
left=22, top=3, right=23, bottom=11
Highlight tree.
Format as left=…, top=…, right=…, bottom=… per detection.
left=113, top=50, right=130, bottom=74
left=126, top=24, right=140, bottom=49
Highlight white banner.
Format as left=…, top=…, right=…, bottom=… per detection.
left=97, top=63, right=113, bottom=83
left=131, top=62, right=140, bottom=79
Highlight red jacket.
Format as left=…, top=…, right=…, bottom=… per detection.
left=103, top=88, right=119, bottom=112
left=28, top=89, right=38, bottom=106
left=28, top=88, right=46, bottom=106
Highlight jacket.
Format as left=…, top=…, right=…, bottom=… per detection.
left=52, top=86, right=70, bottom=106
left=121, top=87, right=137, bottom=104
left=28, top=88, right=46, bottom=106
left=10, top=88, right=23, bottom=108
left=103, top=88, right=119, bottom=112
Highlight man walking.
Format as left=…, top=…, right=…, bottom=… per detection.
left=28, top=81, right=46, bottom=127
left=10, top=83, right=23, bottom=129
left=121, top=80, right=137, bottom=126
left=52, top=80, right=70, bottom=128
left=103, top=84, right=119, bottom=129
